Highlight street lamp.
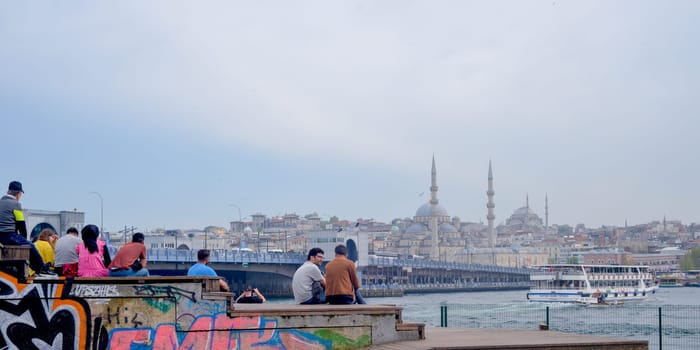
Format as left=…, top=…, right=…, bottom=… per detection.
left=90, top=192, right=104, bottom=238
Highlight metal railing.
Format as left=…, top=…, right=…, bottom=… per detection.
left=438, top=303, right=700, bottom=350
left=146, top=248, right=306, bottom=265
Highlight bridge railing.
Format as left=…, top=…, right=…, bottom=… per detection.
left=147, top=248, right=306, bottom=265
left=368, top=256, right=530, bottom=275
left=145, top=249, right=529, bottom=274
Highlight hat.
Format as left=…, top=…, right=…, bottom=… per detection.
left=8, top=181, right=23, bottom=193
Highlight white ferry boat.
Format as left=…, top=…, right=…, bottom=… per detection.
left=527, top=264, right=658, bottom=303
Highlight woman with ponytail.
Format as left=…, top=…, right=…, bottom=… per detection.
left=76, top=224, right=111, bottom=277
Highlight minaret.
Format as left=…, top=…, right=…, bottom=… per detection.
left=430, top=155, right=440, bottom=260
left=486, top=159, right=495, bottom=248
left=526, top=193, right=529, bottom=209
left=545, top=193, right=549, bottom=234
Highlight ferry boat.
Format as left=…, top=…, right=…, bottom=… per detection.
left=658, top=272, right=687, bottom=287
left=527, top=264, right=658, bottom=303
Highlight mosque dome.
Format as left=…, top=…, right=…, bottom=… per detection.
left=439, top=223, right=458, bottom=234
left=415, top=202, right=449, bottom=217
left=390, top=225, right=400, bottom=232
left=505, top=206, right=544, bottom=228
left=243, top=226, right=253, bottom=233
left=512, top=207, right=536, bottom=217
left=405, top=223, right=427, bottom=234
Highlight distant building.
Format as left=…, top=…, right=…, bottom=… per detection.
left=25, top=209, right=85, bottom=237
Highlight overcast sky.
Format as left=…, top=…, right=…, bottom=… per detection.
left=2, top=1, right=698, bottom=233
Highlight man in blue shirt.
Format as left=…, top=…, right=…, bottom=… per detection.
left=188, top=249, right=230, bottom=292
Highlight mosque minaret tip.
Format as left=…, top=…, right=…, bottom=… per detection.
left=486, top=159, right=496, bottom=248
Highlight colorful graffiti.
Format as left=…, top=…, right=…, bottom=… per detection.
left=0, top=272, right=374, bottom=350
left=0, top=272, right=90, bottom=350
left=108, top=313, right=366, bottom=350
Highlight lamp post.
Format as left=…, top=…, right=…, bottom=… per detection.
left=90, top=192, right=104, bottom=237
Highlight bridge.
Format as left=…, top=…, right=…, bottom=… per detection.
left=145, top=249, right=531, bottom=296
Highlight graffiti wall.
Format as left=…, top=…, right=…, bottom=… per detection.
left=0, top=272, right=373, bottom=350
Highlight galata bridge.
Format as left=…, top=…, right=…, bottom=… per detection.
left=145, top=249, right=531, bottom=297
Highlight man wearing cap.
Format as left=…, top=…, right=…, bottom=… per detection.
left=0, top=181, right=54, bottom=276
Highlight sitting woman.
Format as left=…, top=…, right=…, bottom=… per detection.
left=34, top=228, right=57, bottom=272
left=76, top=225, right=111, bottom=277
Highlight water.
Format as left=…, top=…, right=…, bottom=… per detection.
left=269, top=287, right=700, bottom=349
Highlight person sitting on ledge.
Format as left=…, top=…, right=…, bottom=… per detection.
left=187, top=249, right=230, bottom=292
left=77, top=225, right=111, bottom=277
left=0, top=181, right=54, bottom=277
left=292, top=247, right=326, bottom=304
left=325, top=244, right=363, bottom=305
left=236, top=285, right=266, bottom=303
left=108, top=232, right=149, bottom=277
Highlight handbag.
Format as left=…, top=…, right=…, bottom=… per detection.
left=130, top=259, right=143, bottom=271
left=311, top=280, right=323, bottom=302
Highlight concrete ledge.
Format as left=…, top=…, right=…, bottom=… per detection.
left=231, top=304, right=411, bottom=345
left=366, top=328, right=648, bottom=350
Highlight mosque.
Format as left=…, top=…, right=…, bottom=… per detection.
left=386, top=156, right=550, bottom=266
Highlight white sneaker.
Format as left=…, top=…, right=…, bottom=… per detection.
left=33, top=273, right=59, bottom=279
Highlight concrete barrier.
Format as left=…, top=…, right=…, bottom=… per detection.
left=0, top=270, right=422, bottom=349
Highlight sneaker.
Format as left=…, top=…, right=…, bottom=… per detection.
left=33, top=273, right=59, bottom=279
left=40, top=269, right=57, bottom=276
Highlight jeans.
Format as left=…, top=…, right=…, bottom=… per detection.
left=301, top=289, right=326, bottom=304
left=0, top=232, right=45, bottom=272
left=355, top=288, right=367, bottom=304
left=109, top=268, right=150, bottom=277
left=326, top=294, right=355, bottom=305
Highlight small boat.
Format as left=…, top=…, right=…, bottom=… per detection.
left=658, top=273, right=687, bottom=288
left=527, top=264, right=658, bottom=304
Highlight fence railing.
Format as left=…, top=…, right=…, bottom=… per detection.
left=438, top=303, right=700, bottom=350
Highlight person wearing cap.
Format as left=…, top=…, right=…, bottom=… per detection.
left=108, top=232, right=149, bottom=277
left=0, top=181, right=54, bottom=276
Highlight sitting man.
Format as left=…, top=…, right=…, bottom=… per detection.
left=0, top=181, right=54, bottom=276
left=108, top=232, right=149, bottom=277
left=292, top=247, right=326, bottom=304
left=325, top=244, right=361, bottom=305
left=54, top=227, right=81, bottom=277
left=187, top=249, right=230, bottom=292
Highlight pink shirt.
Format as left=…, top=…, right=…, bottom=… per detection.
left=76, top=240, right=109, bottom=277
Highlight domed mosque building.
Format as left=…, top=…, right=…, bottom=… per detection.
left=395, top=156, right=462, bottom=260
left=499, top=194, right=545, bottom=236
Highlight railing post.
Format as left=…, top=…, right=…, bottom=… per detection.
left=658, top=307, right=662, bottom=350
left=440, top=304, right=447, bottom=327
left=546, top=306, right=550, bottom=329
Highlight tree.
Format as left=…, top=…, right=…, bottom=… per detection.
left=680, top=255, right=695, bottom=271
left=680, top=247, right=700, bottom=271
left=566, top=256, right=579, bottom=264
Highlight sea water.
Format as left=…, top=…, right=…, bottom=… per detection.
left=270, top=287, right=700, bottom=349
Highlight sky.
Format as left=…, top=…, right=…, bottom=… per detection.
left=2, top=1, right=699, bottom=233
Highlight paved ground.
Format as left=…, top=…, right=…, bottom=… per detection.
left=366, top=328, right=648, bottom=350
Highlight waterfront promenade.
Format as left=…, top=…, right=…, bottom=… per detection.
left=366, top=328, right=648, bottom=349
